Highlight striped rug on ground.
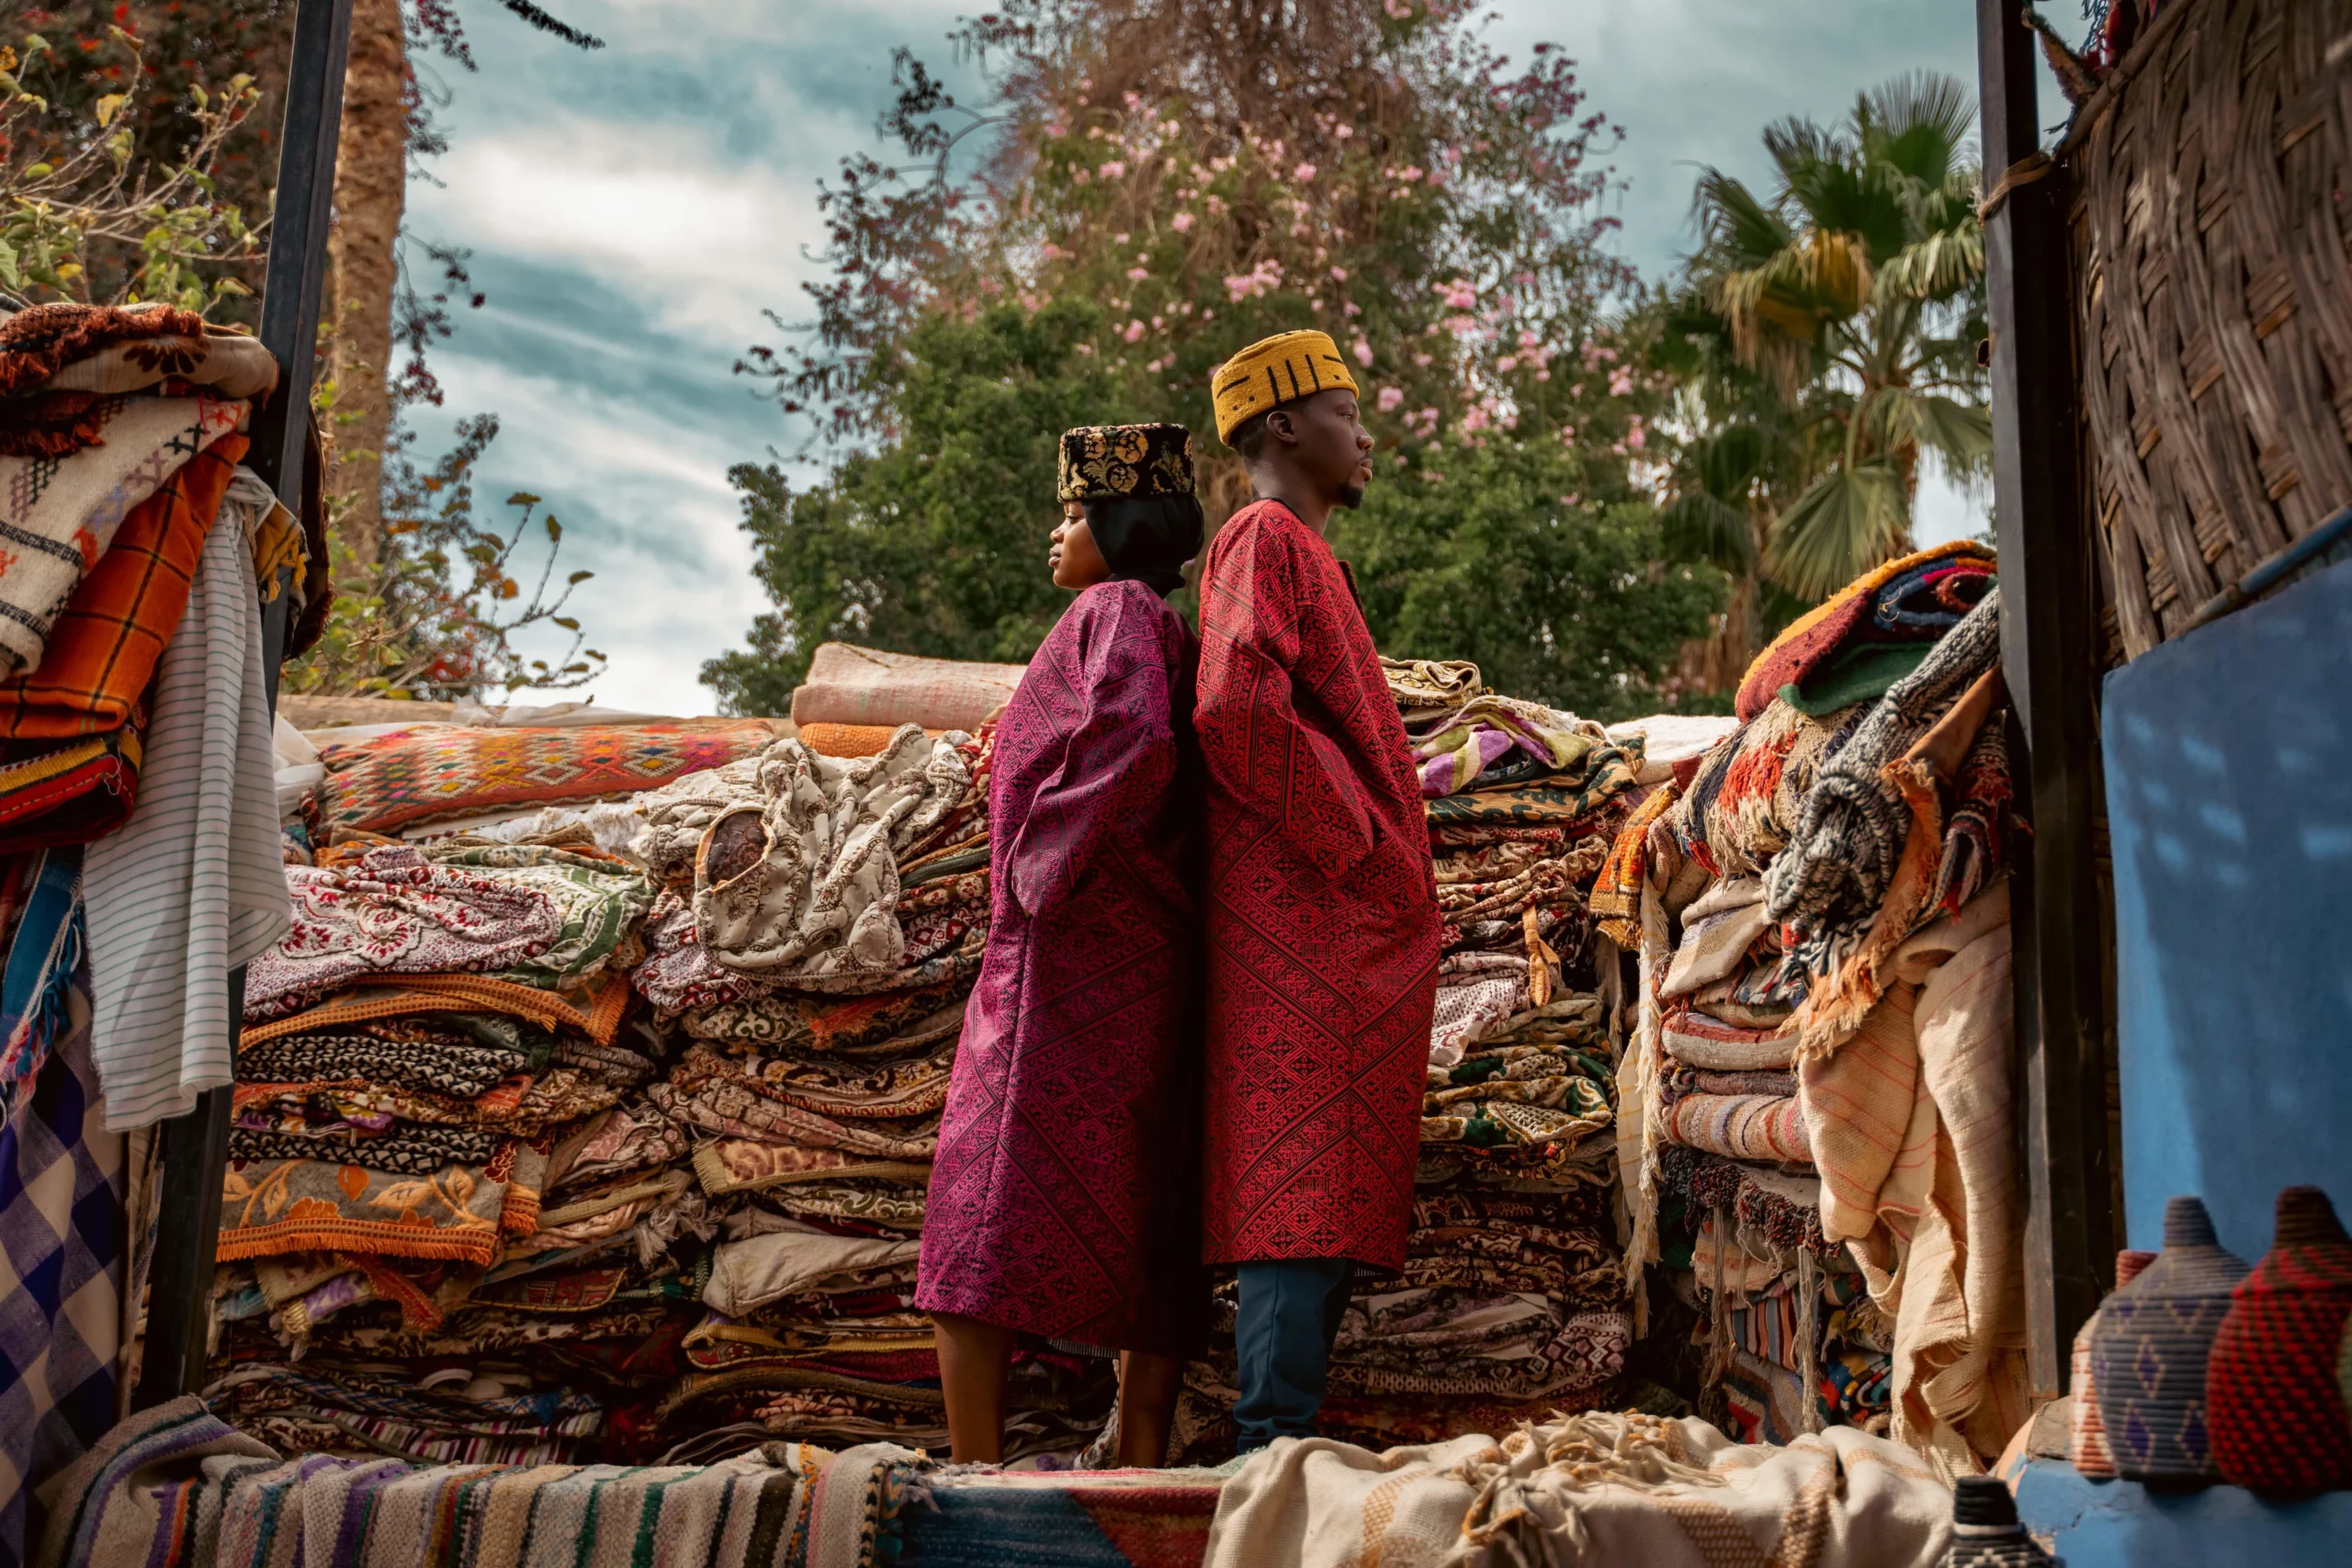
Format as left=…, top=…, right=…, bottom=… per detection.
left=30, top=1396, right=916, bottom=1568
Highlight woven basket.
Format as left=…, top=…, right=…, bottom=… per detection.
left=2091, top=1195, right=2250, bottom=1482
left=2065, top=0, right=2352, bottom=660
left=2068, top=1247, right=2158, bottom=1476
left=2209, top=1186, right=2352, bottom=1493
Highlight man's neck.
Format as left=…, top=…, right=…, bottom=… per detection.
left=1248, top=470, right=1333, bottom=536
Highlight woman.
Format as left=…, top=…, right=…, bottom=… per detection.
left=915, top=423, right=1206, bottom=1466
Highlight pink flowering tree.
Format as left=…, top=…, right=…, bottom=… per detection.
left=711, top=0, right=1723, bottom=716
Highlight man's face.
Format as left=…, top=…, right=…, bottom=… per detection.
left=1273, top=389, right=1376, bottom=507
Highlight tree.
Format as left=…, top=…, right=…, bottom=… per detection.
left=714, top=0, right=1720, bottom=717
left=1665, top=72, right=1989, bottom=605
left=5, top=8, right=606, bottom=703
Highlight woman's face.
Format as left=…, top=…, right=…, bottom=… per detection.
left=1049, top=499, right=1111, bottom=590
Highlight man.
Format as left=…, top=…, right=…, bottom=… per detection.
left=1193, top=330, right=1441, bottom=1451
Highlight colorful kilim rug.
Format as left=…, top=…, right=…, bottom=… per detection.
left=893, top=1467, right=1231, bottom=1568
left=317, top=720, right=775, bottom=836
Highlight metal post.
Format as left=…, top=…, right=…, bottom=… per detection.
left=1975, top=0, right=2117, bottom=1396
left=132, top=0, right=353, bottom=1412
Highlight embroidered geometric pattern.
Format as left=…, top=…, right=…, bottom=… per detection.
left=917, top=581, right=1204, bottom=1354
left=318, top=721, right=775, bottom=836
left=1193, top=500, right=1440, bottom=1269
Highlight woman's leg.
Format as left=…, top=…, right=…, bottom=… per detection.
left=931, top=1312, right=1014, bottom=1463
left=1114, top=1349, right=1184, bottom=1468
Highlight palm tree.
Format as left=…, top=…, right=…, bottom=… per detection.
left=1670, top=72, right=1990, bottom=604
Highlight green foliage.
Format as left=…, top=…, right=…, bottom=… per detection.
left=714, top=0, right=1716, bottom=717
left=1662, top=71, right=1990, bottom=604
left=1336, top=440, right=1724, bottom=721
left=284, top=412, right=606, bottom=700
left=1, top=25, right=268, bottom=309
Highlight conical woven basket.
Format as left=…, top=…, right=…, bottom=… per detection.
left=2069, top=1249, right=2156, bottom=1477
left=2091, top=1195, right=2249, bottom=1482
left=2210, top=1187, right=2352, bottom=1494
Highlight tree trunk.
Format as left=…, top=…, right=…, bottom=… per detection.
left=1675, top=569, right=1758, bottom=696
left=323, top=0, right=406, bottom=569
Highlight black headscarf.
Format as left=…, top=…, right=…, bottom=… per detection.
left=1084, top=492, right=1204, bottom=597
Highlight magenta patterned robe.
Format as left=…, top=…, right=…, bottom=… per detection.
left=915, top=580, right=1204, bottom=1354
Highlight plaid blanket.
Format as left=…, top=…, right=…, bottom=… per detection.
left=0, top=436, right=245, bottom=739
left=0, top=997, right=125, bottom=1568
left=0, top=398, right=246, bottom=678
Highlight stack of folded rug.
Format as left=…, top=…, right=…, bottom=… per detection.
left=213, top=717, right=1060, bottom=1463
left=1604, top=554, right=2032, bottom=1472
left=0, top=303, right=319, bottom=1565
left=1169, top=671, right=1663, bottom=1459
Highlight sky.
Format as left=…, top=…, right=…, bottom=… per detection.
left=403, top=0, right=2087, bottom=715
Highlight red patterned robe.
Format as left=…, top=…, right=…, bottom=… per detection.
left=1194, top=499, right=1440, bottom=1270
left=915, top=580, right=1204, bottom=1354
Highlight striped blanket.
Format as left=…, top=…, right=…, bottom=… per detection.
left=33, top=1398, right=921, bottom=1568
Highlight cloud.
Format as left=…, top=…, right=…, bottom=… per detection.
left=412, top=125, right=823, bottom=348
left=404, top=0, right=2052, bottom=715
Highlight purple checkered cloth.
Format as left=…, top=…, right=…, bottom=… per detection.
left=0, top=999, right=124, bottom=1567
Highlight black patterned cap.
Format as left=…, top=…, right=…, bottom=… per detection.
left=1057, top=423, right=1196, bottom=502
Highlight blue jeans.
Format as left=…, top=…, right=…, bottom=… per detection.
left=1232, top=1258, right=1355, bottom=1452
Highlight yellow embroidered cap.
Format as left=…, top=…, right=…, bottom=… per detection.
left=1210, top=329, right=1360, bottom=444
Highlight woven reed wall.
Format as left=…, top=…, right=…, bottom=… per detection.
left=2064, top=0, right=2352, bottom=660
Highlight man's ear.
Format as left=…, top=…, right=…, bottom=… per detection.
left=1266, top=408, right=1297, bottom=447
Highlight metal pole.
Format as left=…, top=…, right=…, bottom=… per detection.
left=1974, top=0, right=2117, bottom=1397
left=132, top=0, right=353, bottom=1412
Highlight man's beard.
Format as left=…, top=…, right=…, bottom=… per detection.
left=1339, top=481, right=1366, bottom=509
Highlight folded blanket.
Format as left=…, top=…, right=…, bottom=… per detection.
left=1662, top=1004, right=1794, bottom=1071
left=216, top=1139, right=546, bottom=1267
left=1413, top=694, right=1606, bottom=797
left=1590, top=780, right=1677, bottom=948
left=1664, top=701, right=1847, bottom=879
left=1658, top=1145, right=1835, bottom=1258
left=224, top=1123, right=507, bottom=1173
left=1202, top=1410, right=1953, bottom=1568
left=1381, top=655, right=1482, bottom=724
left=650, top=1063, right=941, bottom=1160
left=1429, top=964, right=1532, bottom=1068
left=791, top=640, right=1024, bottom=730
left=1659, top=874, right=1770, bottom=998
left=0, top=433, right=245, bottom=737
left=0, top=301, right=274, bottom=399
left=0, top=396, right=251, bottom=674
left=316, top=719, right=775, bottom=838
left=1780, top=638, right=1931, bottom=716
left=706, top=1230, right=925, bottom=1316
left=234, top=1032, right=532, bottom=1099
left=0, top=712, right=146, bottom=852
left=704, top=1036, right=955, bottom=1121
left=244, top=847, right=566, bottom=1019
left=1766, top=590, right=2004, bottom=977
left=34, top=1395, right=828, bottom=1568
left=415, top=842, right=654, bottom=989
left=1422, top=735, right=1643, bottom=828
left=239, top=970, right=634, bottom=1048
left=1667, top=1091, right=1811, bottom=1166
left=1683, top=1066, right=1797, bottom=1098
left=1735, top=539, right=1996, bottom=720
